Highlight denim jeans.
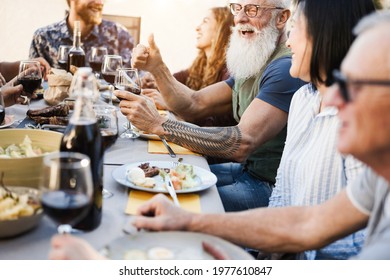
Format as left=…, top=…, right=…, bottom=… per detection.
left=210, top=163, right=273, bottom=212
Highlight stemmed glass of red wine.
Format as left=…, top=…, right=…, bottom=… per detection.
left=0, top=90, right=5, bottom=125
left=17, top=60, right=42, bottom=107
left=101, top=55, right=122, bottom=104
left=93, top=104, right=118, bottom=199
left=89, top=46, right=108, bottom=79
left=114, top=68, right=141, bottom=139
left=57, top=45, right=72, bottom=71
left=40, top=152, right=93, bottom=234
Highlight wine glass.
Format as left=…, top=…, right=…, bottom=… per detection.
left=57, top=45, right=72, bottom=71
left=93, top=104, right=119, bottom=151
left=18, top=60, right=42, bottom=107
left=0, top=90, right=5, bottom=125
left=89, top=46, right=108, bottom=79
left=114, top=68, right=141, bottom=139
left=93, top=104, right=118, bottom=199
left=101, top=55, right=123, bottom=104
left=40, top=152, right=93, bottom=234
left=17, top=60, right=42, bottom=107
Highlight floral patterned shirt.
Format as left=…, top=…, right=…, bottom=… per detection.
left=29, top=17, right=134, bottom=69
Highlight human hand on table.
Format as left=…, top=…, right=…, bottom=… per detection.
left=48, top=234, right=106, bottom=260
left=133, top=194, right=194, bottom=231
left=131, top=34, right=164, bottom=74
left=115, top=89, right=167, bottom=135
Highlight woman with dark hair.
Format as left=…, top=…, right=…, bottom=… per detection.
left=267, top=0, right=376, bottom=259
left=142, top=6, right=236, bottom=127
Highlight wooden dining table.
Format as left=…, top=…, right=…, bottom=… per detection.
left=0, top=96, right=225, bottom=260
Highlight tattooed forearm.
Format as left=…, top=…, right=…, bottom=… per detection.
left=161, top=119, right=242, bottom=158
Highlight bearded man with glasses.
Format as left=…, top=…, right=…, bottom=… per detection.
left=120, top=0, right=305, bottom=212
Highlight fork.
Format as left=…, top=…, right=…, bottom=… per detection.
left=172, top=157, right=183, bottom=168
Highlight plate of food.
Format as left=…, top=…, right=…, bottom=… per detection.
left=112, top=161, right=217, bottom=193
left=100, top=231, right=254, bottom=260
left=0, top=186, right=43, bottom=238
left=0, top=115, right=15, bottom=129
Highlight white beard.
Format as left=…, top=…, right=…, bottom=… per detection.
left=226, top=22, right=280, bottom=80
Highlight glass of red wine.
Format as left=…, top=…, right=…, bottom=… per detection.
left=89, top=46, right=108, bottom=79
left=40, top=152, right=93, bottom=234
left=114, top=68, right=141, bottom=139
left=17, top=60, right=42, bottom=107
left=57, top=45, right=72, bottom=71
left=101, top=55, right=123, bottom=104
left=93, top=104, right=118, bottom=198
left=0, top=90, right=5, bottom=125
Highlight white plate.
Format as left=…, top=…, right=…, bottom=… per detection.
left=101, top=231, right=254, bottom=260
left=112, top=160, right=217, bottom=193
left=0, top=116, right=14, bottom=129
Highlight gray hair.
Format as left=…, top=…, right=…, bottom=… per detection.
left=354, top=10, right=390, bottom=35
left=269, top=0, right=291, bottom=8
left=354, top=10, right=390, bottom=78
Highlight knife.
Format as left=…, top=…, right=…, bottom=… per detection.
left=164, top=175, right=180, bottom=207
left=159, top=136, right=176, bottom=158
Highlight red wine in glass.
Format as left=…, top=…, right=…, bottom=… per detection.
left=101, top=130, right=118, bottom=151
left=41, top=190, right=91, bottom=226
left=114, top=85, right=141, bottom=101
left=89, top=61, right=103, bottom=73
left=102, top=72, right=116, bottom=84
left=18, top=76, right=42, bottom=94
left=0, top=106, right=5, bottom=125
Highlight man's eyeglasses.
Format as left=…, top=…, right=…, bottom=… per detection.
left=229, top=3, right=284, bottom=18
left=333, top=69, right=390, bottom=103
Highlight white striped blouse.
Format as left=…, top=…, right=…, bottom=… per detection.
left=269, top=84, right=366, bottom=259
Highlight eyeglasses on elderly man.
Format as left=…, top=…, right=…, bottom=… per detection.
left=229, top=3, right=284, bottom=18
left=332, top=69, right=390, bottom=103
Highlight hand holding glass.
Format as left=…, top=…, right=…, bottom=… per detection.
left=114, top=68, right=141, bottom=139
left=17, top=60, right=42, bottom=106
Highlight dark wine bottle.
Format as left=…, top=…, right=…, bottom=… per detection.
left=67, top=21, right=85, bottom=72
left=60, top=68, right=103, bottom=231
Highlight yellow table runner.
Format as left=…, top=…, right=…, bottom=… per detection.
left=148, top=140, right=200, bottom=156
left=125, top=190, right=201, bottom=214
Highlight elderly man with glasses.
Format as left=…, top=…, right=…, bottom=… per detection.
left=117, top=0, right=305, bottom=212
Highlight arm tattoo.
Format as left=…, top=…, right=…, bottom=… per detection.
left=162, top=119, right=242, bottom=158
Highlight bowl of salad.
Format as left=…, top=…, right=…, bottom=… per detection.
left=0, top=129, right=62, bottom=188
